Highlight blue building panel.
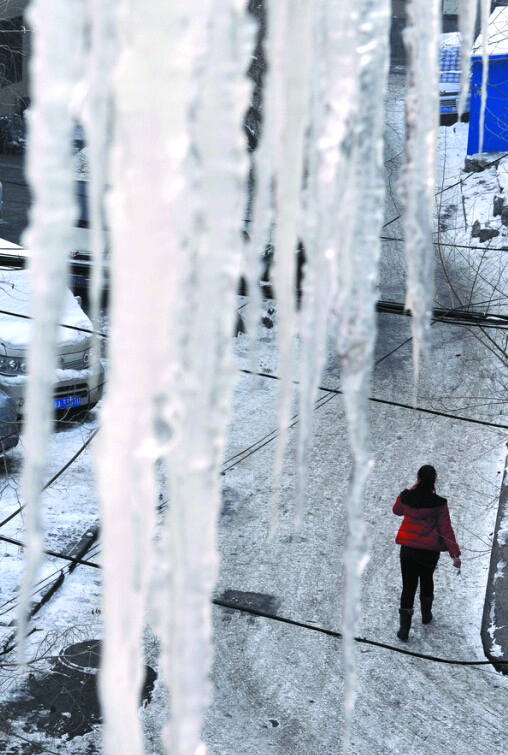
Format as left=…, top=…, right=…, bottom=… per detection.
left=467, top=54, right=508, bottom=155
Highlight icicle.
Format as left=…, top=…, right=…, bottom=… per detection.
left=97, top=1, right=253, bottom=754
left=265, top=0, right=314, bottom=537
left=18, top=0, right=85, bottom=665
left=157, top=4, right=254, bottom=753
left=81, top=0, right=117, bottom=382
left=95, top=0, right=181, bottom=749
left=242, top=0, right=271, bottom=386
left=457, top=0, right=476, bottom=121
left=294, top=0, right=357, bottom=530
left=296, top=2, right=388, bottom=750
left=479, top=0, right=491, bottom=154
left=333, top=2, right=390, bottom=753
left=399, top=0, right=440, bottom=396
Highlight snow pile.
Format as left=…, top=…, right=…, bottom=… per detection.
left=436, top=122, right=508, bottom=263
left=0, top=269, right=91, bottom=347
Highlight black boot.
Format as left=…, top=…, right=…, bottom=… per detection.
left=420, top=596, right=433, bottom=624
left=397, top=608, right=413, bottom=641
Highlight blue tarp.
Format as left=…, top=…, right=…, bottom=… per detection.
left=467, top=8, right=508, bottom=154
left=467, top=56, right=508, bottom=155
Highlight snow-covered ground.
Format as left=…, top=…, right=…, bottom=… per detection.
left=1, top=122, right=508, bottom=754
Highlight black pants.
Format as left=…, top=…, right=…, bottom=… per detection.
left=399, top=545, right=440, bottom=610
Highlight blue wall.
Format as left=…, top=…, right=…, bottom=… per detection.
left=467, top=55, right=508, bottom=154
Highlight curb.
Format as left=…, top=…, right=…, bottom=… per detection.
left=481, top=457, right=508, bottom=674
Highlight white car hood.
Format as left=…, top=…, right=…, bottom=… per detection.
left=0, top=269, right=92, bottom=349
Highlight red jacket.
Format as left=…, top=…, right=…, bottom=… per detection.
left=393, top=488, right=461, bottom=558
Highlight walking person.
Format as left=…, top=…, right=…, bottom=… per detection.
left=393, top=465, right=461, bottom=641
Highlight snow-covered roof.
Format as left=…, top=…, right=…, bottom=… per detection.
left=472, top=7, right=508, bottom=58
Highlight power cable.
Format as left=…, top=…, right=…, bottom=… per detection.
left=236, top=368, right=508, bottom=433
left=383, top=150, right=508, bottom=230
left=376, top=299, right=508, bottom=328
left=0, top=307, right=108, bottom=338
left=0, top=178, right=29, bottom=188
left=0, top=533, right=99, bottom=569
left=0, top=566, right=66, bottom=616
left=381, top=233, right=508, bottom=255
left=222, top=390, right=335, bottom=473
left=0, top=426, right=100, bottom=530
left=212, top=598, right=506, bottom=668
left=222, top=292, right=506, bottom=470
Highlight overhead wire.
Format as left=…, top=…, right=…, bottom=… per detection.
left=230, top=367, right=508, bottom=448
left=382, top=150, right=508, bottom=230
left=0, top=537, right=499, bottom=669
left=381, top=233, right=508, bottom=255
left=0, top=307, right=108, bottom=338
left=0, top=562, right=75, bottom=617
left=211, top=598, right=507, bottom=669
left=376, top=299, right=508, bottom=328
left=0, top=533, right=99, bottom=569
left=221, top=297, right=508, bottom=477
left=0, top=426, right=100, bottom=530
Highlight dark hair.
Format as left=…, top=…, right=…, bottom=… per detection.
left=417, top=465, right=436, bottom=493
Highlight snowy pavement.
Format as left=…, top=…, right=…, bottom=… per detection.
left=204, top=296, right=508, bottom=755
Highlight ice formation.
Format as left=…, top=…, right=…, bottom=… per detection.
left=80, top=0, right=117, bottom=384
left=264, top=0, right=314, bottom=537
left=399, top=0, right=440, bottom=392
left=95, top=2, right=254, bottom=754
left=18, top=0, right=84, bottom=664
left=18, top=0, right=481, bottom=753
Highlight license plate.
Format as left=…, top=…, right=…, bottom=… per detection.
left=54, top=396, right=82, bottom=410
left=70, top=274, right=88, bottom=288
left=440, top=106, right=453, bottom=113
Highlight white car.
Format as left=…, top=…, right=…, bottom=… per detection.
left=0, top=267, right=104, bottom=412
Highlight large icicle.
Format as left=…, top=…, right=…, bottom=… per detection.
left=298, top=3, right=389, bottom=750
left=265, top=0, right=314, bottom=537
left=157, top=4, right=254, bottom=753
left=97, top=2, right=253, bottom=754
left=95, top=0, right=186, bottom=750
left=18, top=0, right=85, bottom=664
left=158, top=4, right=253, bottom=753
left=399, top=0, right=440, bottom=392
left=333, top=2, right=390, bottom=753
left=295, top=1, right=358, bottom=529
